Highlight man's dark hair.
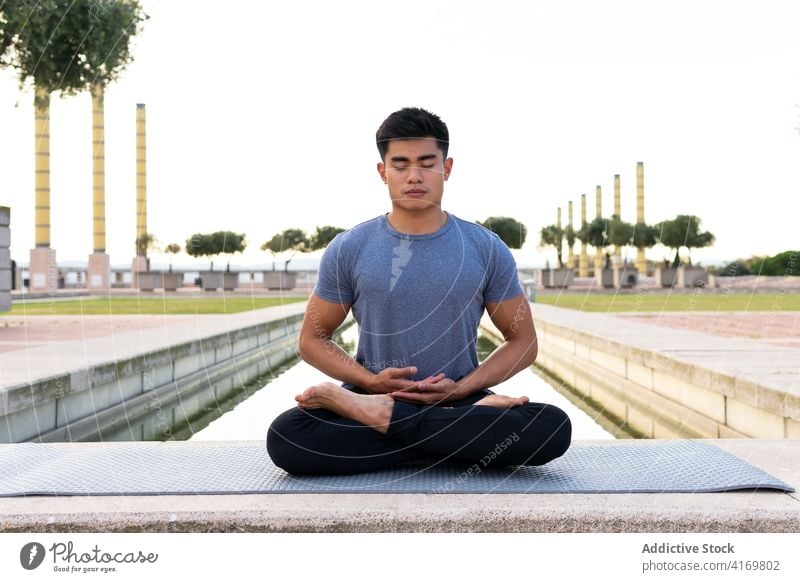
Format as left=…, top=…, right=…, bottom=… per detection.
left=376, top=107, right=449, bottom=161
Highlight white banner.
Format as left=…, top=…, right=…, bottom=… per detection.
left=1, top=533, right=798, bottom=581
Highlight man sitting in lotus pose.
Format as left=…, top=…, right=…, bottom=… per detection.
left=267, top=107, right=572, bottom=475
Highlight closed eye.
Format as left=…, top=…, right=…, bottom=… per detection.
left=392, top=164, right=436, bottom=170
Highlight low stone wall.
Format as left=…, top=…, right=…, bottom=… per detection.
left=481, top=306, right=799, bottom=440
left=0, top=206, right=10, bottom=312
left=0, top=314, right=304, bottom=443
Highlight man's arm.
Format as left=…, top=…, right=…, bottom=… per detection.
left=298, top=293, right=420, bottom=394
left=453, top=292, right=537, bottom=395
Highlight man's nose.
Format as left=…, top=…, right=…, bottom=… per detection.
left=407, top=165, right=424, bottom=182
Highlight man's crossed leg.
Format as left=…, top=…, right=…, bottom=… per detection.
left=267, top=383, right=572, bottom=475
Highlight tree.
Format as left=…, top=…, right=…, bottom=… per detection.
left=539, top=224, right=564, bottom=268
left=185, top=234, right=211, bottom=267
left=580, top=217, right=611, bottom=253
left=632, top=223, right=658, bottom=250
left=185, top=231, right=246, bottom=271
left=710, top=260, right=752, bottom=277
left=0, top=1, right=147, bottom=93
left=309, top=225, right=346, bottom=250
left=81, top=1, right=148, bottom=86
left=164, top=243, right=181, bottom=273
left=261, top=229, right=309, bottom=271
left=750, top=250, right=800, bottom=276
left=477, top=216, right=527, bottom=249
left=607, top=217, right=635, bottom=253
left=564, top=224, right=576, bottom=258
left=581, top=218, right=609, bottom=249
left=134, top=232, right=158, bottom=256
left=656, top=215, right=715, bottom=267
left=580, top=218, right=654, bottom=268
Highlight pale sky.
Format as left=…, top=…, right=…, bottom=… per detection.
left=1, top=0, right=799, bottom=268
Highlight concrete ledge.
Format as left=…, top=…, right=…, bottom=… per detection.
left=0, top=206, right=9, bottom=313
left=35, top=333, right=298, bottom=442
left=0, top=303, right=309, bottom=442
left=11, top=291, right=91, bottom=301
left=511, top=304, right=800, bottom=438
left=0, top=440, right=798, bottom=533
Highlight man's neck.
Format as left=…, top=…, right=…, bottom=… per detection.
left=386, top=207, right=448, bottom=235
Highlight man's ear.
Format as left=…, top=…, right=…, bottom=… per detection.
left=377, top=161, right=387, bottom=183
left=444, top=157, right=453, bottom=181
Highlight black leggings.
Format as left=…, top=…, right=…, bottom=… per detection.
left=266, top=387, right=573, bottom=475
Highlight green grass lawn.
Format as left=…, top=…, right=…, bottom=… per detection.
left=535, top=292, right=800, bottom=312
left=8, top=292, right=799, bottom=315
left=3, top=296, right=308, bottom=316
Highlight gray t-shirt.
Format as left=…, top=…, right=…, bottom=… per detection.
left=314, top=212, right=523, bottom=386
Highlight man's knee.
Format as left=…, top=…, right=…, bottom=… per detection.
left=513, top=403, right=572, bottom=466
left=530, top=404, right=572, bottom=464
left=266, top=408, right=308, bottom=474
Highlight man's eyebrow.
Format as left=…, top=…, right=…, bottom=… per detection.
left=389, top=153, right=439, bottom=163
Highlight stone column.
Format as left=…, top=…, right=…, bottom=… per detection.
left=556, top=206, right=562, bottom=268
left=29, top=87, right=57, bottom=292
left=88, top=83, right=110, bottom=291
left=131, top=104, right=149, bottom=284
left=635, top=162, right=647, bottom=274
left=613, top=173, right=621, bottom=263
left=0, top=207, right=11, bottom=311
left=578, top=194, right=589, bottom=277
left=593, top=185, right=604, bottom=275
left=567, top=200, right=574, bottom=270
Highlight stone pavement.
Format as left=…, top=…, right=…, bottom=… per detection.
left=0, top=315, right=167, bottom=353
left=615, top=311, right=800, bottom=349
left=0, top=303, right=307, bottom=390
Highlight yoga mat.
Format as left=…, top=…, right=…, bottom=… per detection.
left=0, top=440, right=793, bottom=496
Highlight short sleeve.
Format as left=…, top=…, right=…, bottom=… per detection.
left=483, top=234, right=524, bottom=303
left=313, top=232, right=355, bottom=304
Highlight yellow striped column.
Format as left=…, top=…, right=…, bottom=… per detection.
left=556, top=207, right=562, bottom=268
left=93, top=85, right=105, bottom=253
left=595, top=185, right=602, bottom=218
left=635, top=162, right=647, bottom=273
left=35, top=87, right=50, bottom=248
left=29, top=86, right=57, bottom=292
left=88, top=83, right=110, bottom=290
left=131, top=104, right=150, bottom=286
left=578, top=194, right=588, bottom=277
left=567, top=200, right=574, bottom=269
left=136, top=104, right=147, bottom=253
left=613, top=173, right=621, bottom=262
left=593, top=185, right=604, bottom=274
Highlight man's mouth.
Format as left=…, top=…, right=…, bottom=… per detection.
left=406, top=189, right=426, bottom=197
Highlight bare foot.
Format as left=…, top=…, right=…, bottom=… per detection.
left=295, top=382, right=395, bottom=434
left=473, top=394, right=529, bottom=408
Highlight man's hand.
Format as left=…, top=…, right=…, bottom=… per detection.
left=367, top=366, right=421, bottom=394
left=388, top=373, right=468, bottom=405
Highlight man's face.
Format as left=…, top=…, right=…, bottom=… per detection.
left=377, top=138, right=453, bottom=212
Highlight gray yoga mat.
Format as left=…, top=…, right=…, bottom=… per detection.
left=0, top=440, right=793, bottom=496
